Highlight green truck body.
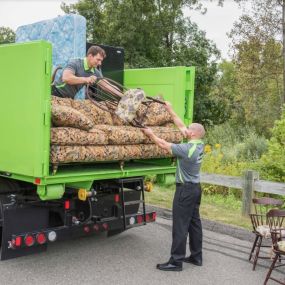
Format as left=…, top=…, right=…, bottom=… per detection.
left=0, top=41, right=195, bottom=200
left=0, top=40, right=195, bottom=260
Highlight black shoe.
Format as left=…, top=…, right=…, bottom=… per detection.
left=156, top=260, right=183, bottom=271
left=183, top=256, right=202, bottom=266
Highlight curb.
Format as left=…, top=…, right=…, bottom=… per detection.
left=146, top=204, right=253, bottom=242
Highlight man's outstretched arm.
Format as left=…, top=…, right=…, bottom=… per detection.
left=143, top=128, right=172, bottom=153
left=164, top=102, right=187, bottom=137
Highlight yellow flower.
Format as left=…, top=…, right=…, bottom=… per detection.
left=215, top=143, right=221, bottom=149
left=204, top=144, right=212, bottom=153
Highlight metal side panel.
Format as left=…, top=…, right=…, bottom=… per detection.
left=0, top=41, right=51, bottom=178
left=124, top=66, right=195, bottom=125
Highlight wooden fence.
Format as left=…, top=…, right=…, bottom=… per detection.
left=200, top=170, right=285, bottom=216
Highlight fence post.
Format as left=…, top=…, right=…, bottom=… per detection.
left=242, top=170, right=259, bottom=216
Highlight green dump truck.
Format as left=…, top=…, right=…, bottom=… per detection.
left=0, top=40, right=195, bottom=260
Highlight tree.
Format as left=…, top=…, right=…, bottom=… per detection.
left=232, top=0, right=285, bottom=105
left=0, top=27, right=15, bottom=44
left=207, top=60, right=240, bottom=125
left=229, top=1, right=284, bottom=134
left=258, top=107, right=285, bottom=181
left=61, top=0, right=221, bottom=125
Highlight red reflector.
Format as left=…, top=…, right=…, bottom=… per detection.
left=25, top=235, right=35, bottom=247
left=36, top=233, right=46, bottom=245
left=34, top=178, right=41, bottom=185
left=93, top=224, right=99, bottom=231
left=84, top=226, right=90, bottom=233
left=15, top=236, right=22, bottom=247
left=152, top=212, right=157, bottom=221
left=137, top=215, right=143, bottom=224
left=64, top=200, right=70, bottom=210
left=114, top=194, right=120, bottom=203
left=146, top=214, right=150, bottom=222
left=102, top=223, right=108, bottom=230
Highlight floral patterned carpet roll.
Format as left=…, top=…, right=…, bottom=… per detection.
left=50, top=96, right=181, bottom=165
left=51, top=127, right=108, bottom=145
left=51, top=104, right=94, bottom=131
left=50, top=144, right=171, bottom=164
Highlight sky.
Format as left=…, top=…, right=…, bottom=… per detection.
left=0, top=0, right=246, bottom=60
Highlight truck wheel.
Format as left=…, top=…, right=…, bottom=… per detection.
left=0, top=177, right=20, bottom=194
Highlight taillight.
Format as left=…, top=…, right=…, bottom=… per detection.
left=36, top=233, right=47, bottom=245
left=84, top=226, right=90, bottom=233
left=93, top=224, right=100, bottom=232
left=25, top=235, right=35, bottom=247
left=102, top=223, right=108, bottom=231
left=64, top=200, right=70, bottom=210
left=146, top=214, right=150, bottom=222
left=137, top=215, right=143, bottom=224
left=47, top=231, right=57, bottom=242
left=114, top=194, right=120, bottom=203
left=15, top=236, right=22, bottom=247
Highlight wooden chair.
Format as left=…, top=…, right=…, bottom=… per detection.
left=249, top=197, right=284, bottom=270
left=264, top=209, right=285, bottom=285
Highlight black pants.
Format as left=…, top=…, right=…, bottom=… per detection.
left=170, top=182, right=202, bottom=262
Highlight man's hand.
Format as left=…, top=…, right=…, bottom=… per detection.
left=142, top=127, right=172, bottom=152
left=142, top=127, right=154, bottom=137
left=164, top=101, right=173, bottom=113
left=84, top=75, right=97, bottom=85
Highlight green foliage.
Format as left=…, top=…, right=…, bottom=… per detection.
left=235, top=133, right=267, bottom=161
left=0, top=27, right=15, bottom=44
left=61, top=0, right=221, bottom=126
left=202, top=122, right=266, bottom=175
left=229, top=0, right=284, bottom=135
left=207, top=61, right=239, bottom=125
left=257, top=107, right=285, bottom=181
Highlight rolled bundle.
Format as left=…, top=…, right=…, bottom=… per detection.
left=51, top=104, right=94, bottom=131
left=144, top=127, right=183, bottom=144
left=94, top=125, right=146, bottom=145
left=51, top=127, right=108, bottom=145
left=50, top=144, right=170, bottom=164
left=140, top=144, right=171, bottom=159
left=111, top=113, right=126, bottom=126
left=51, top=96, right=73, bottom=107
left=136, top=102, right=172, bottom=126
left=72, top=100, right=113, bottom=125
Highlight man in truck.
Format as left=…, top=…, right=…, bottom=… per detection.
left=51, top=45, right=122, bottom=99
left=143, top=103, right=205, bottom=272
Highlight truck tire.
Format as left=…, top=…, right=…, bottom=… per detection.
left=0, top=177, right=20, bottom=194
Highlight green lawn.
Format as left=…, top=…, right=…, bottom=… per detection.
left=145, top=184, right=252, bottom=230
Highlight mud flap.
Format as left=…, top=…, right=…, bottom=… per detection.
left=0, top=204, right=49, bottom=260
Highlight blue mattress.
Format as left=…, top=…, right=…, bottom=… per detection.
left=16, top=14, right=87, bottom=99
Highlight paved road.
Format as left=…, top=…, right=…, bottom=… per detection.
left=0, top=217, right=283, bottom=285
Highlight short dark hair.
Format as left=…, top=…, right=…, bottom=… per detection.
left=87, top=45, right=106, bottom=58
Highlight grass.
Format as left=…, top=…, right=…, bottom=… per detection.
left=145, top=184, right=252, bottom=230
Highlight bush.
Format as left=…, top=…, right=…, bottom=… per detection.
left=236, top=133, right=267, bottom=161
left=257, top=108, right=285, bottom=182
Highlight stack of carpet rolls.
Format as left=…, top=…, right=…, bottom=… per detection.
left=50, top=96, right=183, bottom=164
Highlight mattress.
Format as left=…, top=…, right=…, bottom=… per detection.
left=16, top=14, right=86, bottom=99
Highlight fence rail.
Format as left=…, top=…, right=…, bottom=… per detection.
left=200, top=170, right=285, bottom=216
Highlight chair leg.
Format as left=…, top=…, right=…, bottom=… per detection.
left=253, top=236, right=263, bottom=271
left=249, top=235, right=259, bottom=261
left=264, top=253, right=279, bottom=285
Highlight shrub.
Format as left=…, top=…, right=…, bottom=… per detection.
left=257, top=108, right=285, bottom=182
